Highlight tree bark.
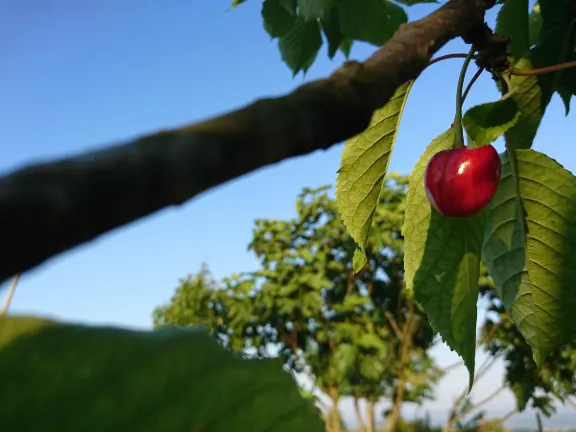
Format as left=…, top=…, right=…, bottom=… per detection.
left=0, top=0, right=490, bottom=286
left=383, top=302, right=417, bottom=432
left=328, top=387, right=341, bottom=432
left=354, top=397, right=366, bottom=432
left=366, top=399, right=376, bottom=432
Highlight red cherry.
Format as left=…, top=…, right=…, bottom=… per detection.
left=424, top=144, right=501, bottom=217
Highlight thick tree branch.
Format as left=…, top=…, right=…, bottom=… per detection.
left=0, top=0, right=487, bottom=285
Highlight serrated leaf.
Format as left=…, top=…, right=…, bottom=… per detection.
left=505, top=59, right=545, bottom=150
left=403, top=127, right=483, bottom=390
left=558, top=85, right=572, bottom=115
left=463, top=95, right=521, bottom=147
left=482, top=150, right=576, bottom=367
left=336, top=82, right=413, bottom=263
left=278, top=17, right=323, bottom=76
left=495, top=0, right=530, bottom=61
left=0, top=315, right=325, bottom=431
left=339, top=0, right=407, bottom=46
left=353, top=247, right=368, bottom=273
left=263, top=0, right=297, bottom=38
left=298, top=0, right=334, bottom=21
left=528, top=2, right=542, bottom=47
left=320, top=7, right=344, bottom=59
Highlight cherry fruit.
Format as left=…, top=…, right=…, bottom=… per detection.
left=424, top=144, right=501, bottom=217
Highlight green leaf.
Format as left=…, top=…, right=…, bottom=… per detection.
left=280, top=0, right=297, bottom=16
left=505, top=59, right=545, bottom=150
left=339, top=38, right=353, bottom=58
left=278, top=17, right=323, bottom=76
left=298, top=0, right=334, bottom=21
left=403, top=128, right=484, bottom=389
left=482, top=150, right=576, bottom=367
left=558, top=85, right=572, bottom=115
left=394, top=0, right=437, bottom=5
left=320, top=7, right=344, bottom=59
left=229, top=0, right=247, bottom=9
left=495, top=0, right=530, bottom=61
left=463, top=95, right=521, bottom=147
left=339, top=0, right=407, bottom=46
left=263, top=0, right=297, bottom=38
left=0, top=315, right=325, bottom=431
left=336, top=81, right=413, bottom=264
left=528, top=2, right=542, bottom=47
left=353, top=247, right=368, bottom=273
left=529, top=0, right=576, bottom=105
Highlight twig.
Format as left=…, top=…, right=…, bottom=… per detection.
left=461, top=67, right=484, bottom=103
left=0, top=0, right=489, bottom=286
left=448, top=384, right=505, bottom=427
left=1, top=274, right=21, bottom=315
left=511, top=60, right=576, bottom=76
left=384, top=310, right=404, bottom=340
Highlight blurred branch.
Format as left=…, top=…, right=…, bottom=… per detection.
left=448, top=384, right=505, bottom=427
left=0, top=0, right=488, bottom=286
left=384, top=310, right=404, bottom=340
left=444, top=354, right=502, bottom=431
left=0, top=274, right=21, bottom=315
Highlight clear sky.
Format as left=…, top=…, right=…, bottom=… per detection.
left=1, top=0, right=574, bottom=428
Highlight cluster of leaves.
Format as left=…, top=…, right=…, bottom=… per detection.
left=155, top=177, right=445, bottom=432
left=331, top=0, right=576, bottom=390
left=230, top=0, right=437, bottom=75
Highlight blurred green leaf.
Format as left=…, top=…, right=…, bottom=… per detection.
left=339, top=0, right=407, bottom=46
left=495, top=0, right=530, bottom=61
left=263, top=0, right=297, bottom=38
left=0, top=316, right=324, bottom=432
left=278, top=17, right=323, bottom=75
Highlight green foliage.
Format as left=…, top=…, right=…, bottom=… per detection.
left=327, top=0, right=576, bottom=394
left=482, top=150, right=576, bottom=366
left=278, top=17, right=323, bottom=76
left=336, top=82, right=413, bottom=272
left=403, top=128, right=484, bottom=388
left=481, top=288, right=576, bottom=415
left=338, top=0, right=407, bottom=47
left=0, top=315, right=324, bottom=432
left=155, top=178, right=441, bottom=431
left=463, top=95, right=520, bottom=147
left=495, top=0, right=530, bottom=61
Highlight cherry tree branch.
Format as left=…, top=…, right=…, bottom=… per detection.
left=0, top=0, right=488, bottom=286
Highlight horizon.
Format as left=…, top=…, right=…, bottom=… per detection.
left=1, top=0, right=575, bottom=428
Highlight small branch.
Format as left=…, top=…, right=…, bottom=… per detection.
left=449, top=384, right=505, bottom=427
left=0, top=0, right=488, bottom=286
left=1, top=274, right=21, bottom=315
left=461, top=67, right=484, bottom=103
left=536, top=412, right=543, bottom=432
left=511, top=60, right=576, bottom=76
left=442, top=360, right=464, bottom=374
left=384, top=310, right=403, bottom=340
left=498, top=408, right=517, bottom=424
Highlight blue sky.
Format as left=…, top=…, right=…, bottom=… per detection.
left=1, top=0, right=574, bottom=427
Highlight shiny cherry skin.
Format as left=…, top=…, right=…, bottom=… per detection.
left=424, top=144, right=501, bottom=217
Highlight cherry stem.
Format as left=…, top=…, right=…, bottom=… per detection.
left=510, top=60, right=576, bottom=76
left=462, top=67, right=484, bottom=104
left=454, top=47, right=476, bottom=149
